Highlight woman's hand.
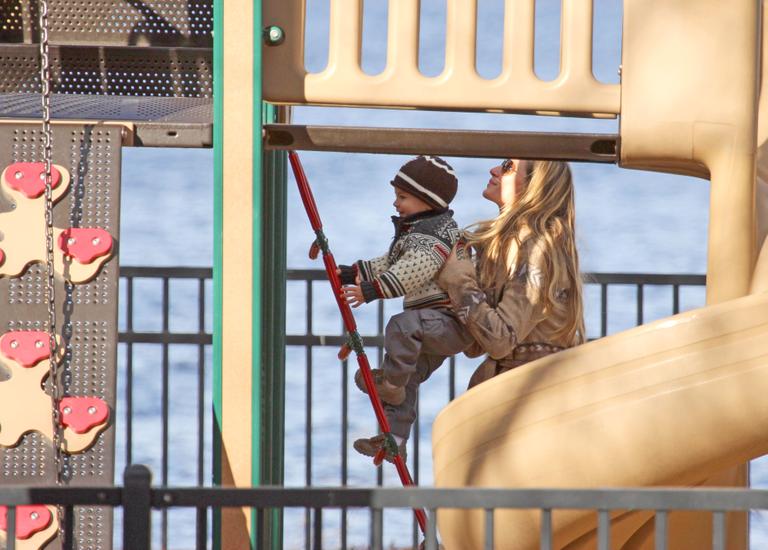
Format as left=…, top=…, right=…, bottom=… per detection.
left=341, top=284, right=365, bottom=308
left=437, top=240, right=469, bottom=282
left=453, top=237, right=470, bottom=261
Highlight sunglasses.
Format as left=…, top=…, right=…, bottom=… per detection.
left=501, top=158, right=517, bottom=174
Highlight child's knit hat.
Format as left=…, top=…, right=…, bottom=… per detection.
left=391, top=155, right=458, bottom=209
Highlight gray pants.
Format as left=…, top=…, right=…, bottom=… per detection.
left=381, top=308, right=473, bottom=439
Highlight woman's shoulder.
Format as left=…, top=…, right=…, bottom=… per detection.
left=516, top=232, right=549, bottom=262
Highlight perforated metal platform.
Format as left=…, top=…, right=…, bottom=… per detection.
left=0, top=92, right=211, bottom=122
left=0, top=123, right=121, bottom=550
left=1, top=0, right=212, bottom=47
left=0, top=0, right=213, bottom=147
left=1, top=45, right=211, bottom=98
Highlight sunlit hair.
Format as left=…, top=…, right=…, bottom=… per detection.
left=464, top=160, right=585, bottom=345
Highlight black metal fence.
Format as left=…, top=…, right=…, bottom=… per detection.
left=2, top=464, right=764, bottom=550
left=109, top=266, right=707, bottom=549
left=118, top=266, right=212, bottom=550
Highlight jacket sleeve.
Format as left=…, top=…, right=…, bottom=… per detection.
left=355, top=255, right=390, bottom=282
left=359, top=235, right=448, bottom=302
left=437, top=246, right=546, bottom=360
left=337, top=264, right=359, bottom=285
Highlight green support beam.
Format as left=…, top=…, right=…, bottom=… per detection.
left=259, top=103, right=288, bottom=550
left=250, top=1, right=264, bottom=545
left=212, top=0, right=224, bottom=547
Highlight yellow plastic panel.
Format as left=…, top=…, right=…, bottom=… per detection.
left=219, top=0, right=257, bottom=545
left=433, top=291, right=768, bottom=549
left=620, top=0, right=760, bottom=304
left=756, top=4, right=768, bottom=267
left=262, top=0, right=619, bottom=116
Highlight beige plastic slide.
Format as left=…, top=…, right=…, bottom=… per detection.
left=431, top=1, right=767, bottom=547
left=432, top=284, right=768, bottom=549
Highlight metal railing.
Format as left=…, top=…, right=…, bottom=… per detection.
left=284, top=269, right=707, bottom=549
left=110, top=266, right=707, bottom=549
left=2, top=464, right=765, bottom=550
left=118, top=266, right=212, bottom=550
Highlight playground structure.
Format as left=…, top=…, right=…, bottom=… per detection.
left=0, top=0, right=767, bottom=549
left=262, top=3, right=766, bottom=547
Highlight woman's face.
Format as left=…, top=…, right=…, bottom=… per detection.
left=483, top=159, right=528, bottom=208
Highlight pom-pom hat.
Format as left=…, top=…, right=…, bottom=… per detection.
left=391, top=156, right=458, bottom=209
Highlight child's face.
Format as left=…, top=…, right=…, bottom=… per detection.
left=393, top=187, right=433, bottom=217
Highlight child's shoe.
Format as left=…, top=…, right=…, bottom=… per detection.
left=354, top=368, right=406, bottom=405
left=353, top=434, right=407, bottom=464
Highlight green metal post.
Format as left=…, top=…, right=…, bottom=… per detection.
left=212, top=0, right=223, bottom=547
left=251, top=0, right=265, bottom=546
left=260, top=103, right=287, bottom=550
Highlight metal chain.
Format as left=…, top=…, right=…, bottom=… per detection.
left=38, top=0, right=67, bottom=545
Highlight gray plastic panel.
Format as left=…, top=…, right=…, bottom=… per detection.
left=0, top=0, right=212, bottom=47
left=0, top=124, right=121, bottom=550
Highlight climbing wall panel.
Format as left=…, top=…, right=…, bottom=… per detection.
left=0, top=123, right=121, bottom=550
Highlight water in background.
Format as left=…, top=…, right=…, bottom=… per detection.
left=116, top=0, right=768, bottom=547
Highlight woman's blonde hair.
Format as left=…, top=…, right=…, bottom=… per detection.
left=465, top=160, right=585, bottom=345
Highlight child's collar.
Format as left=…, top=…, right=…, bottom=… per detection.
left=392, top=207, right=450, bottom=225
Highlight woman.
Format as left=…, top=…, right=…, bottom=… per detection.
left=437, top=158, right=585, bottom=388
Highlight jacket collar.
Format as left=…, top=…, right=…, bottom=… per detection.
left=391, top=207, right=450, bottom=232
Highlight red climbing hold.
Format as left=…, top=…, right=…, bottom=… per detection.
left=59, top=397, right=109, bottom=434
left=58, top=228, right=113, bottom=264
left=0, top=248, right=5, bottom=266
left=1, top=162, right=61, bottom=199
left=0, top=331, right=51, bottom=368
left=0, top=505, right=52, bottom=539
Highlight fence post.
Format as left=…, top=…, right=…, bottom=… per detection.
left=123, top=464, right=152, bottom=550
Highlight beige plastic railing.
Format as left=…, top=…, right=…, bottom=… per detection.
left=262, top=0, right=619, bottom=117
left=263, top=0, right=762, bottom=303
left=620, top=0, right=760, bottom=306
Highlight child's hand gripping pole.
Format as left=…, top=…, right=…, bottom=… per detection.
left=288, top=151, right=428, bottom=534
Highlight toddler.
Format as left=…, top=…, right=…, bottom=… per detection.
left=338, top=155, right=474, bottom=462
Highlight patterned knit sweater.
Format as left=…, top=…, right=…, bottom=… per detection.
left=341, top=209, right=461, bottom=310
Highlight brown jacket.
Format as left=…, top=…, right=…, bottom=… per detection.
left=437, top=238, right=576, bottom=387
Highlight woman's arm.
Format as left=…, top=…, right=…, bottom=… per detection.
left=437, top=246, right=545, bottom=359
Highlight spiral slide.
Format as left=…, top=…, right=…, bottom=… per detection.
left=432, top=286, right=768, bottom=549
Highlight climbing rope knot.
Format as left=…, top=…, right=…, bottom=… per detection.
left=382, top=432, right=400, bottom=458
left=346, top=331, right=365, bottom=355
left=313, top=230, right=330, bottom=255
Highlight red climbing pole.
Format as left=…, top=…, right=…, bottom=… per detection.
left=288, top=150, right=428, bottom=533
